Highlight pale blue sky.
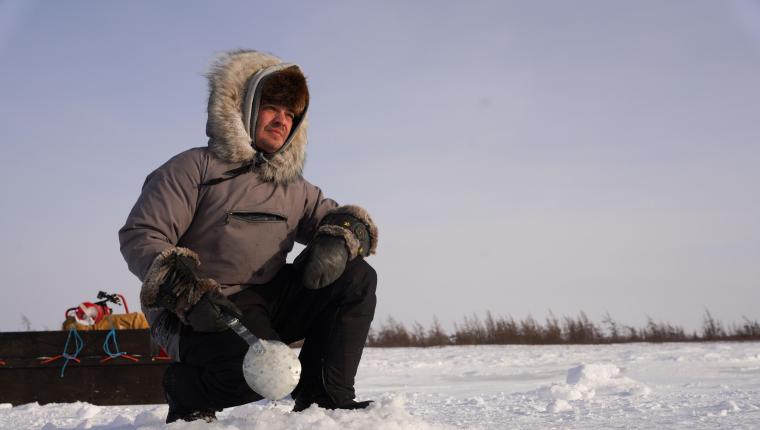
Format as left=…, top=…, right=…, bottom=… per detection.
left=1, top=0, right=759, bottom=332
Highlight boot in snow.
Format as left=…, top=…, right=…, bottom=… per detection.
left=165, top=391, right=220, bottom=424
left=292, top=381, right=372, bottom=412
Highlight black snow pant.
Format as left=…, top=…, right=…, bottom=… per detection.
left=163, top=258, right=377, bottom=411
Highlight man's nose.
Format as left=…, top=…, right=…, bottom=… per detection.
left=271, top=110, right=286, bottom=125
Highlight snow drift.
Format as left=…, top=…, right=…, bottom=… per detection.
left=3, top=342, right=760, bottom=429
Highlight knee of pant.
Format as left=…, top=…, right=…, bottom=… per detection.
left=343, top=258, right=377, bottom=298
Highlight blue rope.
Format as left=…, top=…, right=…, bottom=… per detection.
left=60, top=326, right=84, bottom=378
left=103, top=327, right=125, bottom=359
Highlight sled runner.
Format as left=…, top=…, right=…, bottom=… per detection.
left=0, top=328, right=169, bottom=405
left=0, top=291, right=168, bottom=406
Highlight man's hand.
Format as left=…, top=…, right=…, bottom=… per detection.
left=148, top=248, right=240, bottom=332
left=295, top=235, right=349, bottom=290
left=186, top=289, right=243, bottom=332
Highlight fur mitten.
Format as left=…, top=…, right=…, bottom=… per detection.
left=296, top=205, right=378, bottom=290
left=140, top=247, right=240, bottom=329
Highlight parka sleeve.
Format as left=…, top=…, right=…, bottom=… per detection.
left=295, top=180, right=339, bottom=245
left=118, top=150, right=205, bottom=281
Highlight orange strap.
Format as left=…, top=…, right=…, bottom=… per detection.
left=100, top=353, right=139, bottom=363
left=40, top=354, right=81, bottom=365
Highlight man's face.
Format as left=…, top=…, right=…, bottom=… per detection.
left=254, top=103, right=295, bottom=154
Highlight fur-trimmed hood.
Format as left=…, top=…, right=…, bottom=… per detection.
left=205, top=50, right=309, bottom=184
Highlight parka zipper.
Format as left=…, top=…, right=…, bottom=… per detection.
left=225, top=211, right=288, bottom=224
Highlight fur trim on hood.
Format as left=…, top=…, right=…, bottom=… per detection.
left=205, top=50, right=309, bottom=184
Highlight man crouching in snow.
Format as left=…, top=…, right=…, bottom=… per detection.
left=119, top=50, right=378, bottom=423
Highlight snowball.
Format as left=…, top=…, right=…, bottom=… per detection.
left=243, top=339, right=302, bottom=400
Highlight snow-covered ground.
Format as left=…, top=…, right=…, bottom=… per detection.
left=2, top=342, right=760, bottom=429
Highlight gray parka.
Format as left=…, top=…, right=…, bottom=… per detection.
left=118, top=50, right=377, bottom=358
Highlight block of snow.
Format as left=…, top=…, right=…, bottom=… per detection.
left=566, top=363, right=621, bottom=385
left=548, top=399, right=573, bottom=413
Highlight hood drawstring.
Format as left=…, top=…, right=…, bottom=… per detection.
left=254, top=151, right=275, bottom=169
left=199, top=151, right=275, bottom=187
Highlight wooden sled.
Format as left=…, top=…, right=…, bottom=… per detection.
left=0, top=329, right=170, bottom=406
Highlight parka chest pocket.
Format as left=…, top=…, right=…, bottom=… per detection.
left=225, top=211, right=288, bottom=224
left=217, top=209, right=292, bottom=274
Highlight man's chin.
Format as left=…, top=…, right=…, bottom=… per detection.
left=255, top=140, right=285, bottom=154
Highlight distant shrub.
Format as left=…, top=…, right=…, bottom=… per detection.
left=702, top=309, right=725, bottom=340
left=365, top=309, right=760, bottom=347
left=640, top=317, right=687, bottom=342
left=732, top=317, right=760, bottom=340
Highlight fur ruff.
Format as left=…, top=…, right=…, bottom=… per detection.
left=318, top=205, right=379, bottom=256
left=317, top=224, right=364, bottom=260
left=140, top=247, right=220, bottom=322
left=205, top=50, right=308, bottom=184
